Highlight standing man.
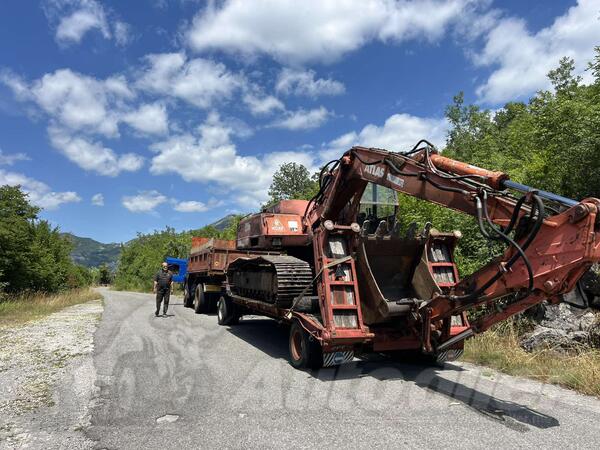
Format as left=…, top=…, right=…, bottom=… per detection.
left=153, top=261, right=173, bottom=317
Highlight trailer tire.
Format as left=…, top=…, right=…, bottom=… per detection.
left=289, top=321, right=323, bottom=370
left=183, top=282, right=194, bottom=308
left=194, top=285, right=207, bottom=314
left=207, top=293, right=219, bottom=313
left=217, top=296, right=239, bottom=325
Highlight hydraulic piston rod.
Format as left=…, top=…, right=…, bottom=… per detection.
left=502, top=180, right=578, bottom=207
left=428, top=153, right=578, bottom=207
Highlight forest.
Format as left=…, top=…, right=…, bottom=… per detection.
left=0, top=185, right=99, bottom=294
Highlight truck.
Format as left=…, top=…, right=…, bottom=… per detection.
left=182, top=237, right=280, bottom=314
left=179, top=142, right=600, bottom=370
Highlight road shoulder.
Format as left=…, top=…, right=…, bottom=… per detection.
left=0, top=298, right=103, bottom=449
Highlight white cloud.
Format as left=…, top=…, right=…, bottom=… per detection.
left=122, top=103, right=169, bottom=135
left=242, top=93, right=285, bottom=116
left=271, top=106, right=331, bottom=130
left=187, top=0, right=475, bottom=64
left=173, top=200, right=208, bottom=213
left=276, top=68, right=345, bottom=97
left=48, top=127, right=144, bottom=176
left=474, top=0, right=600, bottom=104
left=113, top=20, right=132, bottom=46
left=324, top=113, right=448, bottom=159
left=122, top=190, right=167, bottom=213
left=2, top=68, right=169, bottom=139
left=0, top=168, right=81, bottom=210
left=55, top=1, right=110, bottom=44
left=136, top=53, right=243, bottom=109
left=45, top=0, right=132, bottom=47
left=150, top=112, right=315, bottom=207
left=1, top=69, right=147, bottom=175
left=91, top=193, right=104, bottom=206
left=0, top=149, right=29, bottom=166
left=3, top=69, right=127, bottom=137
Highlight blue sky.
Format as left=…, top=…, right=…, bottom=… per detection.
left=0, top=0, right=598, bottom=243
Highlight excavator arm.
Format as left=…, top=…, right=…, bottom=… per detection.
left=307, top=143, right=600, bottom=352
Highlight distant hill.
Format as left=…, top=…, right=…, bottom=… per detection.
left=208, top=214, right=238, bottom=231
left=62, top=214, right=238, bottom=268
left=62, top=233, right=121, bottom=269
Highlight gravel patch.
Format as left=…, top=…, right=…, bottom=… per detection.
left=0, top=299, right=103, bottom=449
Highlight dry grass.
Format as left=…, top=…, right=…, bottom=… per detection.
left=464, top=321, right=600, bottom=397
left=0, top=289, right=102, bottom=327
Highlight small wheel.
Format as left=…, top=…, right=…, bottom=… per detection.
left=183, top=282, right=194, bottom=308
left=194, top=284, right=207, bottom=314
left=217, top=296, right=239, bottom=325
left=289, top=321, right=323, bottom=370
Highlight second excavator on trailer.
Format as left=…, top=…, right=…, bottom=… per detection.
left=184, top=141, right=600, bottom=369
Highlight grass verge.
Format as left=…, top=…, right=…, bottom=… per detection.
left=0, top=288, right=102, bottom=327
left=463, top=321, right=600, bottom=397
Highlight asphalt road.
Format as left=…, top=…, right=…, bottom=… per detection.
left=86, top=289, right=600, bottom=449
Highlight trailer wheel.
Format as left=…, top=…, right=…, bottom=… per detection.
left=217, top=296, right=239, bottom=325
left=207, top=293, right=219, bottom=313
left=194, top=284, right=207, bottom=314
left=289, top=321, right=323, bottom=370
left=183, top=282, right=194, bottom=308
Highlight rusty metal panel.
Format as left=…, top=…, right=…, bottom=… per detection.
left=263, top=199, right=309, bottom=215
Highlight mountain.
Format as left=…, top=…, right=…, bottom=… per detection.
left=62, top=214, right=236, bottom=268
left=208, top=214, right=237, bottom=231
left=62, top=233, right=121, bottom=269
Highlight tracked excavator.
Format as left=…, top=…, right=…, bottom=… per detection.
left=186, top=141, right=600, bottom=369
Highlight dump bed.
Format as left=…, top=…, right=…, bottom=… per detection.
left=187, top=237, right=279, bottom=276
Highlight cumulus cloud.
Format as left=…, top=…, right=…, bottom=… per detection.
left=122, top=103, right=169, bottom=135
left=48, top=127, right=144, bottom=176
left=45, top=0, right=132, bottom=47
left=187, top=0, right=476, bottom=63
left=474, top=0, right=600, bottom=104
left=173, top=200, right=209, bottom=213
left=270, top=106, right=331, bottom=130
left=122, top=190, right=167, bottom=213
left=242, top=93, right=285, bottom=116
left=1, top=69, right=150, bottom=174
left=276, top=68, right=345, bottom=98
left=136, top=53, right=243, bottom=109
left=0, top=149, right=29, bottom=166
left=150, top=112, right=315, bottom=207
left=324, top=113, right=448, bottom=159
left=1, top=69, right=169, bottom=140
left=91, top=193, right=104, bottom=206
left=1, top=69, right=131, bottom=137
left=0, top=168, right=80, bottom=210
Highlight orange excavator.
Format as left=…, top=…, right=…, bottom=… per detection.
left=186, top=141, right=600, bottom=369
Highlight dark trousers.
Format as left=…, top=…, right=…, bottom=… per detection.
left=156, top=289, right=170, bottom=314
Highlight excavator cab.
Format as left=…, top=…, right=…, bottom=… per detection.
left=357, top=184, right=398, bottom=234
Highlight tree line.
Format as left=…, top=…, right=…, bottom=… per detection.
left=0, top=186, right=98, bottom=295
left=113, top=220, right=241, bottom=291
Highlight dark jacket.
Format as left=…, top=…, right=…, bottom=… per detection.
left=154, top=270, right=173, bottom=291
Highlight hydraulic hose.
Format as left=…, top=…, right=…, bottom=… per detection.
left=451, top=192, right=544, bottom=302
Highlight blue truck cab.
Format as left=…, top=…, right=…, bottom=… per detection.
left=165, top=257, right=188, bottom=283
